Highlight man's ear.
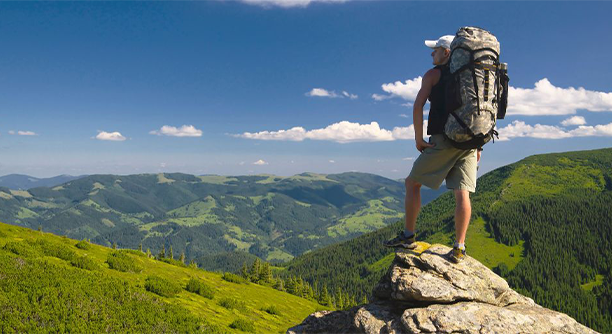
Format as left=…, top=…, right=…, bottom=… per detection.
left=444, top=48, right=451, bottom=57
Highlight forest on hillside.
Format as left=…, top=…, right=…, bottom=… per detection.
left=278, top=148, right=612, bottom=333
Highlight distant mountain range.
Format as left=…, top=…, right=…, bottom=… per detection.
left=0, top=174, right=86, bottom=190
left=0, top=172, right=446, bottom=265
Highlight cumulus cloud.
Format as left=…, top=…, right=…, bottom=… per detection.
left=238, top=0, right=347, bottom=8
left=8, top=130, right=15, bottom=135
left=497, top=120, right=612, bottom=141
left=374, top=77, right=612, bottom=117
left=508, top=79, right=612, bottom=116
left=236, top=121, right=420, bottom=143
left=373, top=77, right=422, bottom=102
left=329, top=160, right=335, bottom=163
left=306, top=88, right=357, bottom=99
left=561, top=116, right=587, bottom=126
left=95, top=131, right=126, bottom=141
left=150, top=125, right=202, bottom=137
left=253, top=159, right=268, bottom=165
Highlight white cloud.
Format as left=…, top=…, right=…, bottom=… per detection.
left=508, top=79, right=612, bottom=116
left=399, top=114, right=409, bottom=118
left=342, top=91, right=358, bottom=99
left=150, top=125, right=202, bottom=137
left=373, top=77, right=422, bottom=102
left=402, top=157, right=415, bottom=161
left=561, top=116, right=587, bottom=126
left=236, top=121, right=420, bottom=143
left=18, top=131, right=37, bottom=136
left=497, top=120, right=612, bottom=141
left=253, top=159, right=268, bottom=165
left=238, top=0, right=347, bottom=8
left=95, top=131, right=126, bottom=141
left=8, top=130, right=37, bottom=136
left=374, top=77, right=612, bottom=117
left=239, top=161, right=246, bottom=166
left=329, top=160, right=335, bottom=163
left=306, top=88, right=357, bottom=99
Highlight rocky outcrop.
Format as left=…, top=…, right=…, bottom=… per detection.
left=288, top=243, right=597, bottom=334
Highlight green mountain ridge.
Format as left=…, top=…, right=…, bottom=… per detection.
left=280, top=147, right=612, bottom=333
left=0, top=171, right=445, bottom=266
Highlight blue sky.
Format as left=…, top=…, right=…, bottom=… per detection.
left=1, top=1, right=611, bottom=179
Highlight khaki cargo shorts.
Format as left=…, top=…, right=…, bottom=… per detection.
left=408, top=134, right=477, bottom=193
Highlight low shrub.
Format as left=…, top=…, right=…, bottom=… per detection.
left=218, top=297, right=246, bottom=311
left=71, top=255, right=98, bottom=271
left=34, top=239, right=76, bottom=261
left=119, top=249, right=146, bottom=258
left=106, top=252, right=142, bottom=273
left=158, top=257, right=186, bottom=267
left=261, top=305, right=280, bottom=315
left=75, top=239, right=91, bottom=250
left=222, top=272, right=247, bottom=284
left=185, top=278, right=215, bottom=299
left=3, top=241, right=39, bottom=257
left=229, top=318, right=255, bottom=332
left=144, top=276, right=182, bottom=298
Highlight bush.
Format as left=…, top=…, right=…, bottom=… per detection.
left=158, top=257, right=186, bottom=267
left=75, top=239, right=91, bottom=250
left=106, top=252, right=142, bottom=273
left=71, top=255, right=99, bottom=271
left=229, top=318, right=255, bottom=332
left=3, top=241, right=39, bottom=257
left=185, top=278, right=215, bottom=299
left=222, top=272, right=247, bottom=284
left=34, top=239, right=76, bottom=261
left=261, top=305, right=280, bottom=315
left=144, top=276, right=182, bottom=298
left=218, top=297, right=246, bottom=311
left=119, top=249, right=146, bottom=258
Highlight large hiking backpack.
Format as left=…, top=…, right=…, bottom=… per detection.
left=444, top=26, right=509, bottom=150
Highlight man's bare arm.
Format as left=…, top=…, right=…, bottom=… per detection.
left=413, top=69, right=440, bottom=152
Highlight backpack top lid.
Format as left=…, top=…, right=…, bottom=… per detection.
left=449, top=27, right=500, bottom=73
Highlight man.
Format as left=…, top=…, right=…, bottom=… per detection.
left=384, top=35, right=481, bottom=263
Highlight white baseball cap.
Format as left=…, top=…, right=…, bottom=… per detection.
left=425, top=35, right=454, bottom=50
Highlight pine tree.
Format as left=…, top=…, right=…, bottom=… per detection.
left=112, top=242, right=117, bottom=250
left=249, top=259, right=261, bottom=282
left=241, top=262, right=249, bottom=279
left=138, top=243, right=143, bottom=252
left=273, top=277, right=285, bottom=291
left=189, top=259, right=197, bottom=268
left=319, top=285, right=330, bottom=306
left=158, top=245, right=166, bottom=259
left=336, top=287, right=344, bottom=310
left=260, top=262, right=272, bottom=283
left=146, top=248, right=152, bottom=258
left=169, top=246, right=174, bottom=259
left=179, top=252, right=185, bottom=264
left=286, top=277, right=297, bottom=295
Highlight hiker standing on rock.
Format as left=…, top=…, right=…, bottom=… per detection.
left=384, top=35, right=481, bottom=263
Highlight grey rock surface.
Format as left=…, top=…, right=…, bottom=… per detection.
left=288, top=242, right=598, bottom=334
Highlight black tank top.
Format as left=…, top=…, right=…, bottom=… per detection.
left=427, top=64, right=450, bottom=135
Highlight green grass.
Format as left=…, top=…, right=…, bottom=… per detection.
left=581, top=275, right=605, bottom=292
left=463, top=217, right=524, bottom=271
left=327, top=199, right=403, bottom=238
left=198, top=175, right=239, bottom=185
left=0, top=222, right=324, bottom=333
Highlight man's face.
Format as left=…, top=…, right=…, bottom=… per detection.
left=431, top=47, right=450, bottom=65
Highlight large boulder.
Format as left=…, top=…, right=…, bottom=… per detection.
left=288, top=242, right=598, bottom=334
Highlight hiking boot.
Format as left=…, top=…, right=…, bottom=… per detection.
left=384, top=232, right=417, bottom=249
left=449, top=247, right=466, bottom=263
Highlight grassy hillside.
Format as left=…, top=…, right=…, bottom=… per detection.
left=281, top=148, right=612, bottom=333
left=0, top=172, right=444, bottom=269
left=0, top=222, right=323, bottom=333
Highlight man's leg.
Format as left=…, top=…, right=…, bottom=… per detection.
left=405, top=177, right=422, bottom=234
left=454, top=189, right=471, bottom=244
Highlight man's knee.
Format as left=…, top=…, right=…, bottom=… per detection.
left=405, top=177, right=422, bottom=192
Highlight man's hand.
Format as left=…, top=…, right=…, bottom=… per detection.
left=477, top=150, right=481, bottom=162
left=416, top=138, right=435, bottom=153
